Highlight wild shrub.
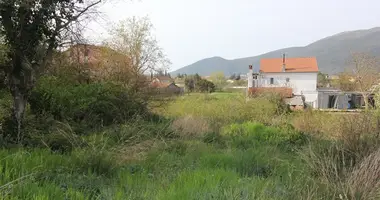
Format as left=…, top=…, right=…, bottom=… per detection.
left=29, top=76, right=149, bottom=131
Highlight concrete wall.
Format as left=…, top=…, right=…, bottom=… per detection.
left=317, top=92, right=349, bottom=109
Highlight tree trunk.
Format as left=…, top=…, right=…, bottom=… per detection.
left=10, top=83, right=28, bottom=142
left=8, top=58, right=35, bottom=142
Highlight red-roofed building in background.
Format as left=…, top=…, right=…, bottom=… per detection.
left=248, top=55, right=319, bottom=109
left=150, top=74, right=183, bottom=95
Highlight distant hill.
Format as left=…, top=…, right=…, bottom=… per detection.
left=171, top=27, right=380, bottom=76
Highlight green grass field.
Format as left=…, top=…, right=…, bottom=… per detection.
left=1, top=92, right=380, bottom=199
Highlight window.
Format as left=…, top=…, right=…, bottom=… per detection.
left=286, top=78, right=290, bottom=82
left=270, top=78, right=274, bottom=84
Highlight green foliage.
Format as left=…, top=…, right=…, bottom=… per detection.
left=0, top=0, right=96, bottom=62
left=333, top=73, right=356, bottom=91
left=196, top=79, right=215, bottom=93
left=0, top=40, right=8, bottom=90
left=28, top=76, right=148, bottom=131
left=2, top=83, right=380, bottom=199
left=221, top=122, right=306, bottom=149
left=210, top=71, right=227, bottom=91
left=156, top=169, right=242, bottom=200
left=0, top=89, right=11, bottom=120
left=184, top=77, right=195, bottom=92
left=162, top=93, right=288, bottom=128
left=317, top=72, right=330, bottom=88
left=0, top=148, right=119, bottom=199
left=184, top=74, right=215, bottom=93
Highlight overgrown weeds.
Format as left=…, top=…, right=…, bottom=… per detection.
left=1, top=90, right=380, bottom=199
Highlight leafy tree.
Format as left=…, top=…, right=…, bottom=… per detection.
left=347, top=53, right=380, bottom=109
left=334, top=72, right=356, bottom=92
left=229, top=74, right=236, bottom=80
left=210, top=72, right=227, bottom=91
left=0, top=0, right=102, bottom=140
left=196, top=79, right=215, bottom=93
left=317, top=72, right=330, bottom=88
left=103, top=17, right=170, bottom=90
left=0, top=37, right=8, bottom=90
left=184, top=77, right=195, bottom=93
left=194, top=73, right=201, bottom=81
left=334, top=53, right=380, bottom=109
left=233, top=79, right=246, bottom=86
left=235, top=74, right=241, bottom=81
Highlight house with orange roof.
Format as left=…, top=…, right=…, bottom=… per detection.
left=248, top=54, right=319, bottom=108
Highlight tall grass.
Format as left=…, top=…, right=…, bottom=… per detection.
left=160, top=93, right=288, bottom=130
left=1, top=91, right=380, bottom=199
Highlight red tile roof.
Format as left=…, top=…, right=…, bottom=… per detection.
left=154, top=76, right=173, bottom=82
left=65, top=44, right=131, bottom=66
left=260, top=57, right=318, bottom=73
left=151, top=82, right=174, bottom=88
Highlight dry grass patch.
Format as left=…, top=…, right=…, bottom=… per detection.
left=115, top=139, right=162, bottom=163
left=347, top=147, right=380, bottom=200
left=292, top=111, right=377, bottom=140
left=171, top=116, right=211, bottom=138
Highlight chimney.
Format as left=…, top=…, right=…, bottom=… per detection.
left=282, top=54, right=286, bottom=72
left=249, top=65, right=253, bottom=74
left=247, top=65, right=253, bottom=88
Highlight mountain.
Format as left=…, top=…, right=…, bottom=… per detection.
left=171, top=27, right=380, bottom=76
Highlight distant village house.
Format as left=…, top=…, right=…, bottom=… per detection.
left=247, top=54, right=377, bottom=110
left=150, top=74, right=183, bottom=95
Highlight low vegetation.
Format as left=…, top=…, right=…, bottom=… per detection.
left=1, top=88, right=380, bottom=199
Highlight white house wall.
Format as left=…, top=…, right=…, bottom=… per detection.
left=261, top=72, right=317, bottom=94
left=302, top=92, right=318, bottom=108
left=260, top=72, right=318, bottom=107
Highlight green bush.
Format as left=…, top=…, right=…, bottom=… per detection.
left=29, top=76, right=149, bottom=131
left=196, top=79, right=215, bottom=93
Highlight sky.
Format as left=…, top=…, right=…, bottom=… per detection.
left=85, top=0, right=380, bottom=71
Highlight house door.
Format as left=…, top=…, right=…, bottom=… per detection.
left=328, top=95, right=337, bottom=108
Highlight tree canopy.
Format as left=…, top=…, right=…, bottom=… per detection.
left=0, top=0, right=102, bottom=140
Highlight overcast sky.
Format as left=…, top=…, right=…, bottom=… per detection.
left=85, top=0, right=380, bottom=71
